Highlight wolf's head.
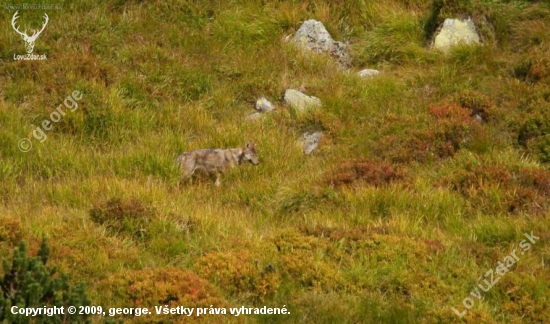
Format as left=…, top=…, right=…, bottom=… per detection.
left=243, top=142, right=259, bottom=165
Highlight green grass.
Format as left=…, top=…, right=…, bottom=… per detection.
left=1, top=0, right=550, bottom=323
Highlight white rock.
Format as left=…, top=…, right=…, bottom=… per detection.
left=255, top=97, right=275, bottom=112
left=358, top=69, right=380, bottom=78
left=433, top=18, right=481, bottom=52
left=293, top=19, right=351, bottom=67
left=284, top=89, right=322, bottom=112
left=302, top=131, right=323, bottom=154
left=473, top=114, right=483, bottom=123
left=293, top=19, right=334, bottom=53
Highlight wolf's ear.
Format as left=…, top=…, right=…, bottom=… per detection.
left=245, top=142, right=250, bottom=148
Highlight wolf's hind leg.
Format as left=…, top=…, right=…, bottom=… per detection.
left=182, top=169, right=194, bottom=179
left=180, top=164, right=196, bottom=186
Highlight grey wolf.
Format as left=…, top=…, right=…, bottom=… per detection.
left=176, top=142, right=259, bottom=186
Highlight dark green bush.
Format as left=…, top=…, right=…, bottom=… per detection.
left=0, top=239, right=90, bottom=324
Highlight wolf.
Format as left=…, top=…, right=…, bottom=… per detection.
left=176, top=142, right=259, bottom=186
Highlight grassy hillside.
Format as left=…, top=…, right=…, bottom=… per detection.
left=1, top=0, right=550, bottom=323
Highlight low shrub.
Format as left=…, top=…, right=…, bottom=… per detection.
left=456, top=90, right=496, bottom=122
left=442, top=164, right=550, bottom=214
left=272, top=230, right=349, bottom=292
left=326, top=159, right=404, bottom=188
left=513, top=47, right=550, bottom=84
left=194, top=251, right=280, bottom=302
left=0, top=216, right=22, bottom=247
left=90, top=198, right=155, bottom=240
left=517, top=107, right=550, bottom=163
left=373, top=103, right=476, bottom=163
left=101, top=268, right=228, bottom=322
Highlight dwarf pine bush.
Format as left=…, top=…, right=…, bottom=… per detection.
left=0, top=239, right=90, bottom=324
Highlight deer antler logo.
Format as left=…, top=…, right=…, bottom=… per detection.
left=11, top=11, right=49, bottom=54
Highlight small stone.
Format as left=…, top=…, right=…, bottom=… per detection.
left=302, top=131, right=323, bottom=154
left=358, top=69, right=380, bottom=78
left=255, top=97, right=275, bottom=112
left=473, top=114, right=483, bottom=123
left=284, top=89, right=322, bottom=112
